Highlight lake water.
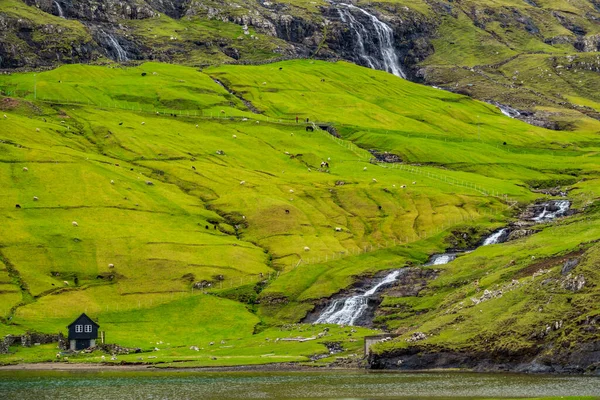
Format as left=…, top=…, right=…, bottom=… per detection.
left=1, top=369, right=599, bottom=399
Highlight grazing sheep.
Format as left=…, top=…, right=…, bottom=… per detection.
left=72, top=221, right=78, bottom=227
left=232, top=134, right=237, bottom=138
left=304, top=246, right=310, bottom=251
left=3, top=114, right=6, bottom=119
left=209, top=341, right=214, bottom=346
left=56, top=353, right=61, bottom=359
left=15, top=204, right=21, bottom=209
left=146, top=181, right=154, bottom=186
left=110, top=180, right=114, bottom=184
left=111, top=356, right=117, bottom=360
left=101, top=355, right=105, bottom=360
left=401, top=185, right=407, bottom=189
left=242, top=118, right=248, bottom=121
left=108, top=263, right=114, bottom=268
left=195, top=124, right=198, bottom=128
left=220, top=110, right=225, bottom=114
left=63, top=281, right=69, bottom=285
left=412, top=181, right=416, bottom=184
left=285, top=209, right=290, bottom=214
left=192, top=166, right=196, bottom=170
left=372, top=178, right=377, bottom=182
left=262, top=82, right=267, bottom=85
left=289, top=189, right=294, bottom=193
left=23, top=167, right=28, bottom=172
left=141, top=122, right=145, bottom=125
left=33, top=196, right=38, bottom=201
left=307, top=168, right=311, bottom=172
left=256, top=121, right=260, bottom=124
left=240, top=180, right=246, bottom=185
left=363, top=167, right=367, bottom=171
left=335, top=227, right=342, bottom=232
left=36, top=128, right=40, bottom=132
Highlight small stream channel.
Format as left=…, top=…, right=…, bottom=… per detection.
left=312, top=199, right=572, bottom=326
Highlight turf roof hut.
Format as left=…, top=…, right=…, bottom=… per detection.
left=67, top=313, right=99, bottom=350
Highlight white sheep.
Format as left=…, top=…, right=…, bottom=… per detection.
left=63, top=281, right=69, bottom=285
left=23, top=167, right=28, bottom=172
left=195, top=124, right=198, bottom=128
left=232, top=134, right=237, bottom=138
left=108, top=263, right=114, bottom=268
left=289, top=189, right=294, bottom=193
left=256, top=121, right=260, bottom=124
left=412, top=181, right=416, bottom=184
left=240, top=180, right=246, bottom=185
left=72, top=221, right=78, bottom=227
left=372, top=178, right=377, bottom=182
left=110, top=180, right=114, bottom=184
left=242, top=118, right=248, bottom=121
left=141, top=122, right=145, bottom=125
left=101, top=355, right=105, bottom=360
left=401, top=185, right=407, bottom=189
left=33, top=196, right=38, bottom=201
left=3, top=114, right=6, bottom=119
left=363, top=167, right=367, bottom=171
left=304, top=246, right=310, bottom=251
left=36, top=128, right=40, bottom=132
left=335, top=227, right=342, bottom=232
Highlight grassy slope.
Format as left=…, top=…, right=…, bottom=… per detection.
left=0, top=60, right=599, bottom=366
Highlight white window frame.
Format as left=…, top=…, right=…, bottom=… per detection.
left=75, top=324, right=83, bottom=333
left=84, top=325, right=92, bottom=333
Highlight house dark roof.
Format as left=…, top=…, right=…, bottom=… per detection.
left=67, top=313, right=100, bottom=328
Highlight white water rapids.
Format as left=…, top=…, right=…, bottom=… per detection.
left=533, top=200, right=570, bottom=222
left=482, top=228, right=508, bottom=246
left=336, top=3, right=406, bottom=78
left=315, top=269, right=401, bottom=325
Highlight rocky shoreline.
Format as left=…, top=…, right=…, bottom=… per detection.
left=367, top=341, right=600, bottom=375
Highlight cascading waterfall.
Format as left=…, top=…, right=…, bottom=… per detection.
left=336, top=3, right=406, bottom=78
left=103, top=31, right=129, bottom=62
left=315, top=269, right=401, bottom=325
left=53, top=1, right=65, bottom=18
left=427, top=253, right=457, bottom=265
left=533, top=200, right=570, bottom=222
left=482, top=228, right=508, bottom=246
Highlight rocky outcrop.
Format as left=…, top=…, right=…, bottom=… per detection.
left=368, top=341, right=600, bottom=374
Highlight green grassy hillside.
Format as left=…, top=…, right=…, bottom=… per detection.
left=0, top=60, right=599, bottom=368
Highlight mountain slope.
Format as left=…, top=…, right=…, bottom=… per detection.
left=0, top=60, right=599, bottom=371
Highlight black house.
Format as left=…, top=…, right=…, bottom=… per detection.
left=67, top=313, right=99, bottom=350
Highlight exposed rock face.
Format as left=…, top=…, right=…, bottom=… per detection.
left=368, top=340, right=600, bottom=374
left=24, top=0, right=156, bottom=22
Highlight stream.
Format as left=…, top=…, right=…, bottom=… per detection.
left=315, top=199, right=571, bottom=326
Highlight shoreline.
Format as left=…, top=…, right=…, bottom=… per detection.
left=0, top=362, right=333, bottom=372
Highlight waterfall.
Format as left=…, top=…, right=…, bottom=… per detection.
left=315, top=269, right=401, bottom=325
left=533, top=200, right=571, bottom=222
left=482, top=229, right=508, bottom=246
left=53, top=1, right=65, bottom=18
left=103, top=32, right=129, bottom=62
left=336, top=3, right=406, bottom=79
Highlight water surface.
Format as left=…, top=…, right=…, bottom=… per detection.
left=1, top=369, right=599, bottom=399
